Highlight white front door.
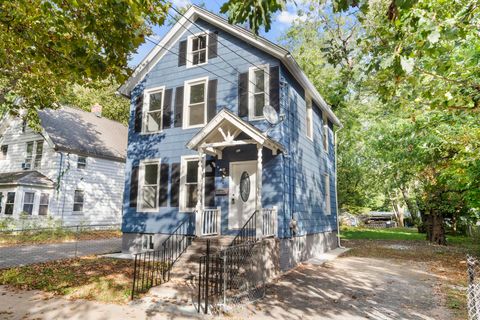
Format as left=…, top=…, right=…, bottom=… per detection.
left=228, top=161, right=257, bottom=229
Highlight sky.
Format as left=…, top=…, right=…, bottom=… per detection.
left=128, top=0, right=302, bottom=68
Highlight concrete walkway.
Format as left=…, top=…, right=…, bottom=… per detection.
left=0, top=238, right=121, bottom=268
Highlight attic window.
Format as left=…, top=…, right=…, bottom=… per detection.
left=77, top=156, right=87, bottom=169
left=187, top=33, right=208, bottom=67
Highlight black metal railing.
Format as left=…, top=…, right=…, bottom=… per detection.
left=197, top=210, right=258, bottom=313
left=131, top=215, right=194, bottom=299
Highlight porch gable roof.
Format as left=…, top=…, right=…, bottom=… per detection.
left=186, top=108, right=285, bottom=155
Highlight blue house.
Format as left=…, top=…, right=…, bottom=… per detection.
left=118, top=6, right=341, bottom=270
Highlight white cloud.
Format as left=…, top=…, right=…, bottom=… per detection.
left=277, top=10, right=306, bottom=24
left=171, top=0, right=191, bottom=7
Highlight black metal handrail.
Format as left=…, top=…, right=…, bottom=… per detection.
left=131, top=214, right=195, bottom=299
left=197, top=210, right=259, bottom=313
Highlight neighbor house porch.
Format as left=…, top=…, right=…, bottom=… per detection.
left=186, top=109, right=284, bottom=239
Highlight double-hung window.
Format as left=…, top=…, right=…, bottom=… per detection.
left=248, top=65, right=269, bottom=119
left=25, top=141, right=43, bottom=169
left=143, top=87, right=164, bottom=133
left=323, top=113, right=329, bottom=153
left=324, top=174, right=331, bottom=215
left=22, top=192, right=35, bottom=215
left=180, top=156, right=199, bottom=211
left=73, top=190, right=84, bottom=212
left=39, top=193, right=49, bottom=216
left=77, top=156, right=87, bottom=169
left=139, top=160, right=160, bottom=210
left=5, top=192, right=15, bottom=215
left=184, top=78, right=208, bottom=128
left=187, top=33, right=208, bottom=67
left=306, top=95, right=313, bottom=140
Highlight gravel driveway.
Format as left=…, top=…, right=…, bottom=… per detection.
left=0, top=238, right=121, bottom=269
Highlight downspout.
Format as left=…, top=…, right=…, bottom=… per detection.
left=334, top=126, right=344, bottom=248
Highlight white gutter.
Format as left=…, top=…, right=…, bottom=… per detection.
left=334, top=126, right=345, bottom=248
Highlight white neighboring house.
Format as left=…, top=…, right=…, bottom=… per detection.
left=0, top=106, right=127, bottom=226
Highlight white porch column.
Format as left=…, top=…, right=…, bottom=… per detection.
left=196, top=148, right=205, bottom=236
left=256, top=144, right=263, bottom=239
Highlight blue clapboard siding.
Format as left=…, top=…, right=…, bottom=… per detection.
left=122, top=18, right=337, bottom=237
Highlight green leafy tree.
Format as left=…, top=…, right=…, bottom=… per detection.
left=0, top=0, right=170, bottom=123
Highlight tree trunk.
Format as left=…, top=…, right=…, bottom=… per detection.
left=424, top=211, right=446, bottom=245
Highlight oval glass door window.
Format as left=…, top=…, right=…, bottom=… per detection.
left=240, top=171, right=250, bottom=202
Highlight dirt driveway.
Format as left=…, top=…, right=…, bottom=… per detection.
left=219, top=255, right=451, bottom=320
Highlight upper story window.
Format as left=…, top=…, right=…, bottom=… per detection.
left=184, top=78, right=208, bottom=129
left=306, top=95, right=313, bottom=141
left=24, top=140, right=43, bottom=169
left=77, top=156, right=87, bottom=169
left=248, top=65, right=269, bottom=120
left=139, top=160, right=160, bottom=211
left=0, top=145, right=7, bottom=160
left=5, top=192, right=15, bottom=215
left=187, top=33, right=208, bottom=67
left=143, top=87, right=165, bottom=133
left=323, top=113, right=329, bottom=153
left=73, top=189, right=84, bottom=212
left=180, top=156, right=199, bottom=212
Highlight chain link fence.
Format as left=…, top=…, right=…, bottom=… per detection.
left=468, top=255, right=480, bottom=320
left=0, top=224, right=122, bottom=269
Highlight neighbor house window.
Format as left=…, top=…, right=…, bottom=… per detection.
left=22, top=192, right=35, bottom=215
left=139, top=160, right=160, bottom=210
left=249, top=65, right=269, bottom=119
left=187, top=33, right=208, bottom=67
left=24, top=140, right=43, bottom=169
left=180, top=156, right=199, bottom=211
left=143, top=87, right=164, bottom=133
left=0, top=145, right=8, bottom=160
left=5, top=192, right=15, bottom=215
left=306, top=95, right=313, bottom=140
left=39, top=193, right=49, bottom=216
left=73, top=190, right=84, bottom=212
left=77, top=156, right=87, bottom=169
left=324, top=174, right=331, bottom=215
left=184, top=78, right=208, bottom=128
left=323, top=113, right=329, bottom=153
left=141, top=234, right=154, bottom=251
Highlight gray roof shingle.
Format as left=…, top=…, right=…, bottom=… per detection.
left=38, top=107, right=127, bottom=161
left=0, top=171, right=54, bottom=187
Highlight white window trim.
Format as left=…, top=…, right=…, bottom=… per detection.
left=323, top=113, right=329, bottom=154
left=183, top=77, right=209, bottom=129
left=324, top=174, right=331, bottom=215
left=141, top=234, right=154, bottom=251
left=4, top=191, right=16, bottom=216
left=77, top=155, right=87, bottom=169
left=73, top=189, right=85, bottom=214
left=179, top=155, right=206, bottom=212
left=142, top=86, right=166, bottom=134
left=306, top=94, right=313, bottom=141
left=186, top=31, right=209, bottom=69
left=39, top=192, right=50, bottom=216
left=22, top=191, right=35, bottom=215
left=248, top=64, right=270, bottom=120
left=137, top=158, right=162, bottom=213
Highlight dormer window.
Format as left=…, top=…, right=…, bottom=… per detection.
left=187, top=33, right=208, bottom=67
left=248, top=65, right=269, bottom=120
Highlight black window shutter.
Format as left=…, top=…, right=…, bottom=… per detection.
left=178, top=40, right=187, bottom=67
left=238, top=72, right=249, bottom=117
left=174, top=86, right=184, bottom=127
left=129, top=165, right=139, bottom=208
left=134, top=94, right=143, bottom=133
left=162, top=88, right=173, bottom=129
left=208, top=32, right=218, bottom=59
left=204, top=160, right=216, bottom=208
left=207, top=79, right=217, bottom=122
left=170, top=163, right=180, bottom=207
left=269, top=66, right=280, bottom=112
left=159, top=163, right=169, bottom=207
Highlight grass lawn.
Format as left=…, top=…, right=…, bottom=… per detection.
left=0, top=229, right=122, bottom=247
left=340, top=226, right=479, bottom=320
left=0, top=256, right=133, bottom=304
